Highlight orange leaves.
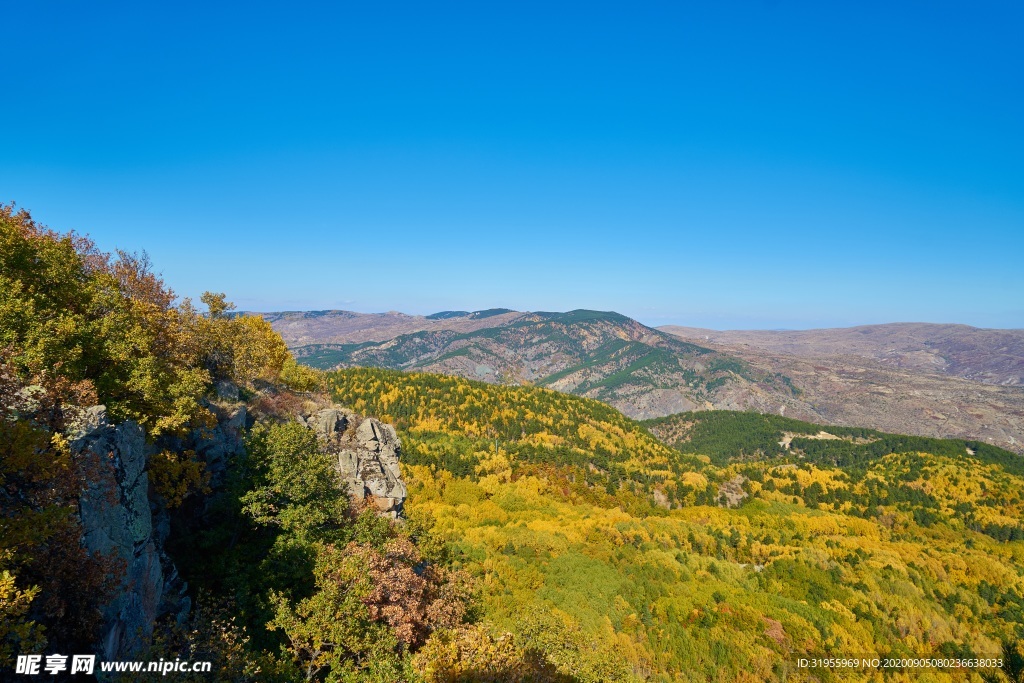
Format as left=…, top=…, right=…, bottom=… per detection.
left=346, top=537, right=468, bottom=646
left=270, top=536, right=472, bottom=677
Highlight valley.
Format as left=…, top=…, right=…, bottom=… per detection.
left=267, top=309, right=1024, bottom=453
left=660, top=325, right=1024, bottom=454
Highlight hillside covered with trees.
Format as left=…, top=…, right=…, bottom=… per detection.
left=330, top=369, right=1024, bottom=682
left=0, top=207, right=491, bottom=681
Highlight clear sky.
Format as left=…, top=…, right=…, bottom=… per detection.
left=3, top=1, right=1022, bottom=329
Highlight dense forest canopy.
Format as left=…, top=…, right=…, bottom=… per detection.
left=330, top=369, right=1024, bottom=682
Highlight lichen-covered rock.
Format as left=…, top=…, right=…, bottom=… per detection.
left=310, top=408, right=349, bottom=442
left=301, top=407, right=407, bottom=518
left=68, top=395, right=400, bottom=668
left=72, top=406, right=168, bottom=662
left=214, top=380, right=240, bottom=401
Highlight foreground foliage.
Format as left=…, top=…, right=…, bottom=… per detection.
left=173, top=419, right=561, bottom=682
left=0, top=206, right=308, bottom=667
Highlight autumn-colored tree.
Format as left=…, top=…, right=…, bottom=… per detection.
left=149, top=449, right=212, bottom=509
left=1, top=204, right=212, bottom=434
left=0, top=359, right=118, bottom=655
left=2, top=204, right=299, bottom=435
left=279, top=357, right=326, bottom=393
left=270, top=537, right=469, bottom=682
left=0, top=565, right=45, bottom=669
left=414, top=624, right=571, bottom=683
left=189, top=291, right=289, bottom=388
left=228, top=315, right=290, bottom=386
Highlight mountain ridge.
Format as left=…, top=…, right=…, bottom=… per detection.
left=286, top=309, right=803, bottom=421
left=265, top=309, right=1024, bottom=453
left=259, top=308, right=530, bottom=346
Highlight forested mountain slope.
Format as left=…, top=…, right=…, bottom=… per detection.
left=297, top=310, right=802, bottom=420
left=645, top=410, right=1024, bottom=542
left=278, top=311, right=1024, bottom=453
left=329, top=368, right=1024, bottom=682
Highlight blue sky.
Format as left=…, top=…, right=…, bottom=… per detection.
left=3, top=1, right=1022, bottom=329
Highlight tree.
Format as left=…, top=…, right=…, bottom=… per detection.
left=241, top=422, right=349, bottom=543
left=0, top=567, right=45, bottom=669
left=270, top=538, right=468, bottom=682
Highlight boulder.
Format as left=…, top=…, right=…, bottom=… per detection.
left=312, top=408, right=351, bottom=442
left=301, top=407, right=407, bottom=519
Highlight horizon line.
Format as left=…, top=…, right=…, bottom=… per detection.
left=237, top=307, right=1024, bottom=333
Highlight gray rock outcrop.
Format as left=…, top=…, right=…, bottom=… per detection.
left=214, top=380, right=240, bottom=401
left=300, top=407, right=407, bottom=518
left=70, top=401, right=249, bottom=663
left=72, top=406, right=172, bottom=662
left=68, top=397, right=401, bottom=666
left=191, top=403, right=248, bottom=485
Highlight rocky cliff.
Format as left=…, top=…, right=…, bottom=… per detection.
left=72, top=406, right=181, bottom=662
left=298, top=406, right=407, bottom=518
left=71, top=396, right=407, bottom=661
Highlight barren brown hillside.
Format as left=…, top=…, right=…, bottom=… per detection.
left=661, top=324, right=1024, bottom=453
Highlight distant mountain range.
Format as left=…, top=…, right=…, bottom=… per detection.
left=261, top=309, right=1024, bottom=453
left=270, top=309, right=804, bottom=420
left=660, top=323, right=1024, bottom=386
left=260, top=308, right=525, bottom=346
left=659, top=323, right=1024, bottom=454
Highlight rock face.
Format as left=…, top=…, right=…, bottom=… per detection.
left=71, top=401, right=249, bottom=663
left=72, top=406, right=177, bottom=662
left=69, top=398, right=403, bottom=665
left=188, top=403, right=249, bottom=486
left=300, top=407, right=407, bottom=518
